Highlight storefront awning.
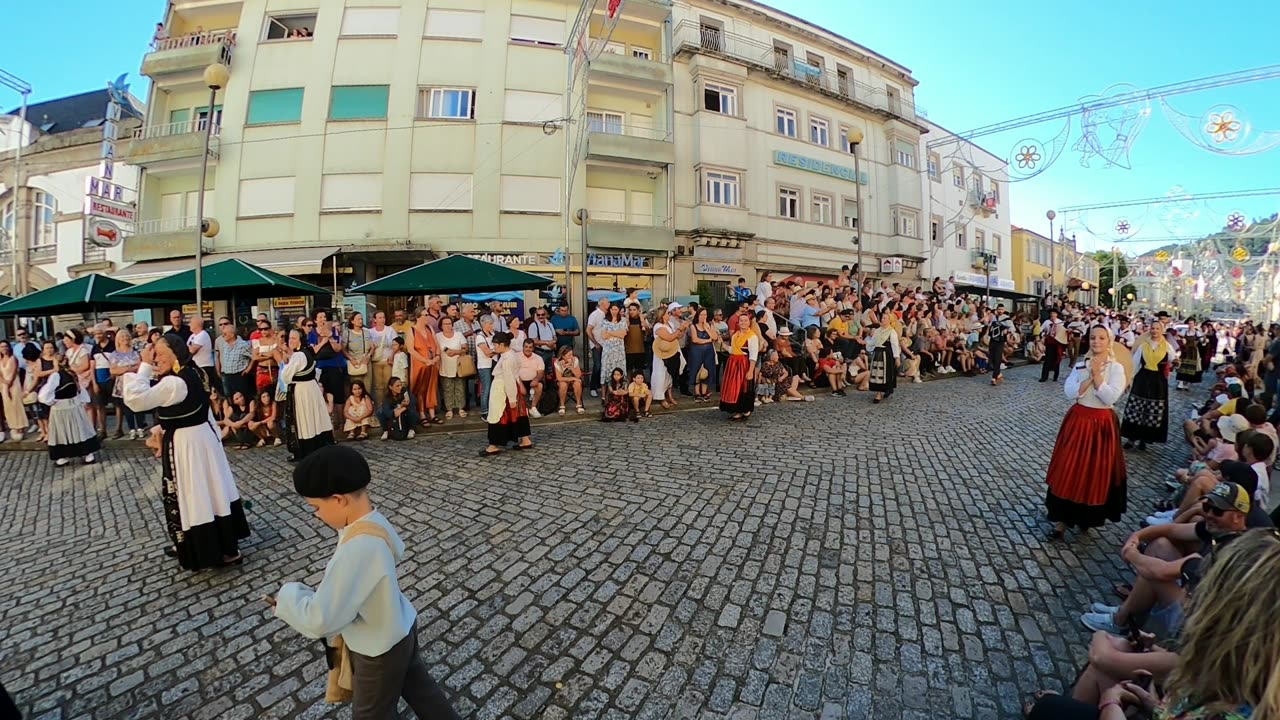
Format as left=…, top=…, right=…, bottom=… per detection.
left=114, top=246, right=340, bottom=283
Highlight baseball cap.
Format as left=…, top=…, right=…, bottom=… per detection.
left=1203, top=481, right=1251, bottom=514
left=666, top=302, right=683, bottom=312
left=1217, top=414, right=1250, bottom=443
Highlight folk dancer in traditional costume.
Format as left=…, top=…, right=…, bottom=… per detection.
left=1121, top=313, right=1174, bottom=450
left=1175, top=319, right=1205, bottom=391
left=124, top=334, right=250, bottom=569
left=1115, top=316, right=1136, bottom=349
left=987, top=306, right=1014, bottom=386
left=282, top=328, right=335, bottom=462
left=482, top=332, right=534, bottom=454
left=1039, top=309, right=1066, bottom=382
left=1045, top=325, right=1128, bottom=540
left=868, top=319, right=901, bottom=404
left=719, top=314, right=760, bottom=421
left=38, top=355, right=100, bottom=466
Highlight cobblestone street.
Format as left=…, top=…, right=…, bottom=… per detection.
left=1, top=365, right=1195, bottom=720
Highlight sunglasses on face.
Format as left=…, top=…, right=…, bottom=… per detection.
left=304, top=323, right=315, bottom=328
left=1200, top=500, right=1226, bottom=517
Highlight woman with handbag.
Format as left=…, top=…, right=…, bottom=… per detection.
left=651, top=303, right=691, bottom=410
left=343, top=312, right=372, bottom=399
left=408, top=309, right=442, bottom=425
left=435, top=317, right=468, bottom=419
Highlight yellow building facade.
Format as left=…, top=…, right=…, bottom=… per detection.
left=1011, top=226, right=1098, bottom=305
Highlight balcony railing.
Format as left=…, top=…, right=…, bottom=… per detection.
left=672, top=20, right=924, bottom=122
left=135, top=217, right=198, bottom=235
left=133, top=120, right=221, bottom=141
left=968, top=188, right=998, bottom=215
left=587, top=38, right=670, bottom=64
left=588, top=212, right=672, bottom=227
left=586, top=122, right=672, bottom=142
left=151, top=29, right=236, bottom=52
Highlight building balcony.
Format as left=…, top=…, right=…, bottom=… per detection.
left=971, top=249, right=999, bottom=271
left=587, top=213, right=675, bottom=252
left=672, top=20, right=925, bottom=126
left=122, top=122, right=219, bottom=169
left=123, top=217, right=199, bottom=262
left=968, top=188, right=998, bottom=217
left=586, top=124, right=674, bottom=166
left=587, top=44, right=672, bottom=88
left=140, top=30, right=234, bottom=79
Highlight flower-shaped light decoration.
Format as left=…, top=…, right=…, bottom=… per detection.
left=1226, top=211, right=1246, bottom=232
left=1115, top=219, right=1131, bottom=235
left=1015, top=145, right=1041, bottom=169
left=1205, top=111, right=1242, bottom=144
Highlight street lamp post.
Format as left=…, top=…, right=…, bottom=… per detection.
left=1046, top=210, right=1056, bottom=296
left=194, top=63, right=229, bottom=318
left=848, top=128, right=864, bottom=276
left=2, top=69, right=32, bottom=296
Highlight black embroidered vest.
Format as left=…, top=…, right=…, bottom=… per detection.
left=156, top=364, right=211, bottom=431
left=53, top=373, right=79, bottom=400
left=292, top=347, right=317, bottom=382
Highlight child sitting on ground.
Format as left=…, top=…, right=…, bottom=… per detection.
left=627, top=371, right=652, bottom=418
left=269, top=445, right=460, bottom=719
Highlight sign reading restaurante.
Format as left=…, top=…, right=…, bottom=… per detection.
left=460, top=251, right=656, bottom=269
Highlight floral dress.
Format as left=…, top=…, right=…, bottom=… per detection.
left=600, top=319, right=627, bottom=379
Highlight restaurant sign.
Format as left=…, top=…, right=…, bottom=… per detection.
left=460, top=251, right=657, bottom=270
left=694, top=261, right=739, bottom=275
left=773, top=151, right=868, bottom=185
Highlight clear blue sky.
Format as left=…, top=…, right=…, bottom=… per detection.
left=5, top=0, right=1279, bottom=254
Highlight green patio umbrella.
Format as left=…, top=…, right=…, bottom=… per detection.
left=106, top=258, right=332, bottom=301
left=0, top=274, right=178, bottom=317
left=351, top=255, right=554, bottom=295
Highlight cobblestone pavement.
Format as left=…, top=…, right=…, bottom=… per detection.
left=1, top=365, right=1198, bottom=720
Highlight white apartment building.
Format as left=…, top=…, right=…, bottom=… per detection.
left=918, top=120, right=1012, bottom=296
left=668, top=0, right=926, bottom=297
left=0, top=89, right=142, bottom=295
left=120, top=0, right=928, bottom=314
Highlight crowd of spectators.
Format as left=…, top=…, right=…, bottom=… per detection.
left=1026, top=313, right=1280, bottom=719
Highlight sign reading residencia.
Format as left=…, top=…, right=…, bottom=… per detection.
left=773, top=150, right=868, bottom=185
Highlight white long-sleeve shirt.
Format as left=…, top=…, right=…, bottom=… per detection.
left=274, top=510, right=417, bottom=656
left=870, top=327, right=901, bottom=360
left=1064, top=359, right=1126, bottom=409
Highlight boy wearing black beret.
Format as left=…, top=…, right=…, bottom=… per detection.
left=268, top=445, right=459, bottom=719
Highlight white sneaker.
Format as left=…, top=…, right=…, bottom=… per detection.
left=1153, top=508, right=1177, bottom=518
left=55, top=458, right=69, bottom=467
left=0, top=431, right=7, bottom=442
left=530, top=408, right=542, bottom=418
left=407, top=429, right=416, bottom=439
left=1145, top=514, right=1174, bottom=526
left=590, top=389, right=599, bottom=398
left=83, top=454, right=96, bottom=464
left=913, top=376, right=923, bottom=384
left=381, top=431, right=389, bottom=441
left=1090, top=602, right=1120, bottom=614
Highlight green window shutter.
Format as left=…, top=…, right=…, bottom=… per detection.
left=246, top=89, right=304, bottom=125
left=329, top=85, right=389, bottom=120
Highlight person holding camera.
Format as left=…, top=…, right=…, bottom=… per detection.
left=651, top=303, right=691, bottom=410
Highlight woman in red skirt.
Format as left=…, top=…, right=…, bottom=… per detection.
left=719, top=314, right=761, bottom=421
left=1045, top=325, right=1129, bottom=540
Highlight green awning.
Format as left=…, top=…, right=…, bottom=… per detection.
left=351, top=255, right=554, bottom=295
left=107, top=258, right=333, bottom=301
left=0, top=274, right=178, bottom=316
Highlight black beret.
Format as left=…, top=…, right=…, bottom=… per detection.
left=293, top=445, right=371, bottom=497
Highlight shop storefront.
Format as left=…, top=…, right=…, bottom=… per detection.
left=450, top=250, right=669, bottom=311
